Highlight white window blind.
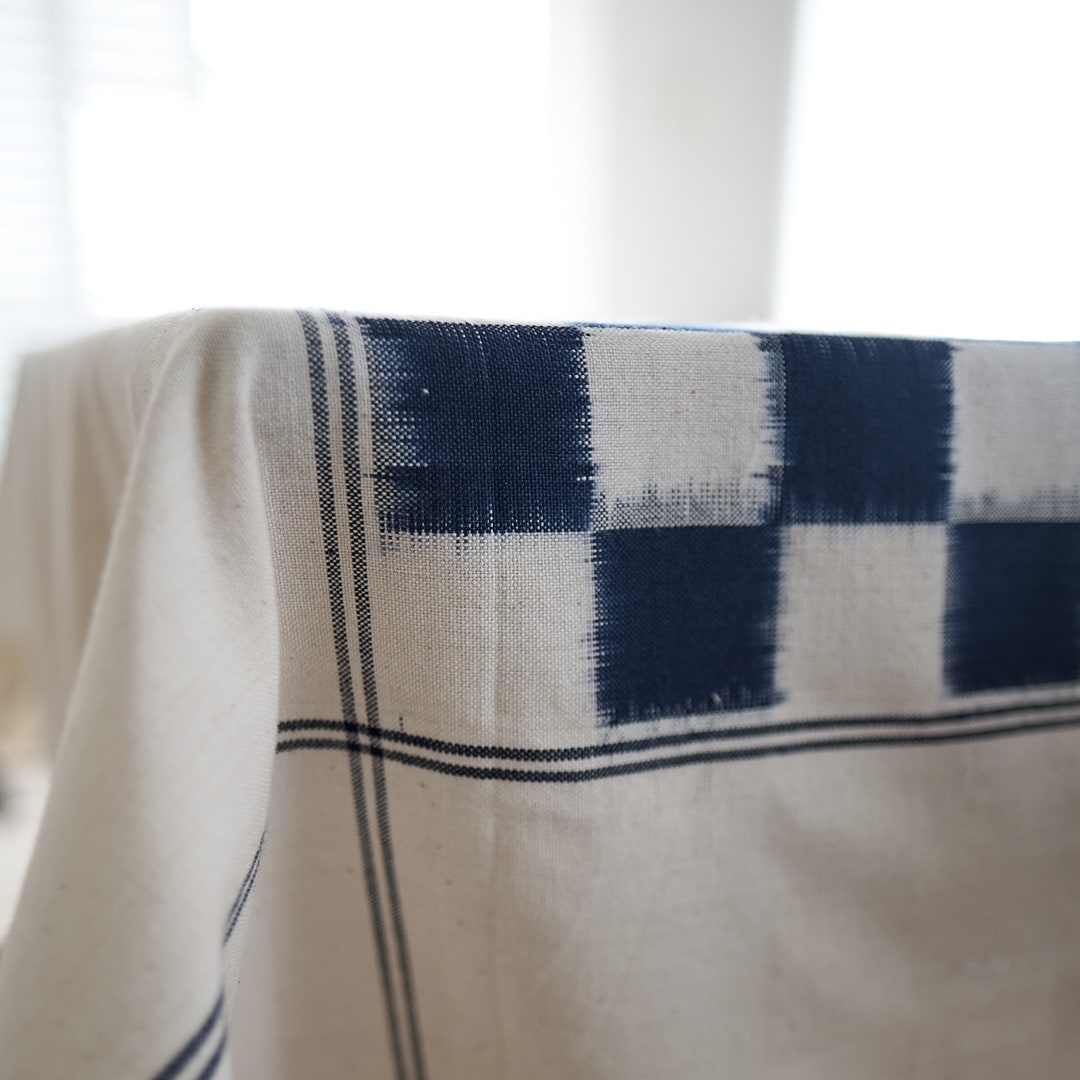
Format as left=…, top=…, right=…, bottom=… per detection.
left=0, top=0, right=195, bottom=424
left=0, top=0, right=73, bottom=307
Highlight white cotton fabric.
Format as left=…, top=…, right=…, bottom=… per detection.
left=0, top=311, right=1077, bottom=1080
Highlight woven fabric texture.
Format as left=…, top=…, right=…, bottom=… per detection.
left=0, top=311, right=1078, bottom=1078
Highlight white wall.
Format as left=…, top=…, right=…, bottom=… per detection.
left=551, top=0, right=797, bottom=323
left=776, top=0, right=1080, bottom=340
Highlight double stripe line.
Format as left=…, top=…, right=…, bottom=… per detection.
left=150, top=836, right=264, bottom=1080
left=277, top=696, right=1080, bottom=783
left=301, top=311, right=426, bottom=1080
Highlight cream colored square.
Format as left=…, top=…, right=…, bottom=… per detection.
left=951, top=341, right=1080, bottom=521
left=777, top=525, right=946, bottom=715
left=369, top=531, right=597, bottom=747
left=585, top=327, right=781, bottom=527
left=384, top=730, right=1080, bottom=1080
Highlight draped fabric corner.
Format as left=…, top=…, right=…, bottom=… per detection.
left=0, top=311, right=1078, bottom=1078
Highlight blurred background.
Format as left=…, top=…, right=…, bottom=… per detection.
left=1, top=0, right=1079, bottom=928
left=3, top=0, right=1079, bottom=419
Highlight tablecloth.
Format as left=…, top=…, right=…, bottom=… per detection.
left=0, top=310, right=1078, bottom=1078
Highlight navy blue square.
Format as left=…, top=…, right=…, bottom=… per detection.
left=777, top=334, right=953, bottom=523
left=359, top=319, right=593, bottom=534
left=593, top=526, right=781, bottom=723
left=946, top=523, right=1080, bottom=694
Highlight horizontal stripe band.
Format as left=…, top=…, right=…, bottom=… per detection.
left=277, top=711, right=1080, bottom=783
left=278, top=695, right=1080, bottom=765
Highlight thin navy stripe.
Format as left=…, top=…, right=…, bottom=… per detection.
left=335, top=313, right=427, bottom=1080
left=192, top=1028, right=227, bottom=1080
left=150, top=992, right=223, bottom=1080
left=299, top=311, right=407, bottom=1080
left=278, top=695, right=1080, bottom=764
left=300, top=311, right=356, bottom=724
left=152, top=834, right=263, bottom=1077
left=276, top=712, right=1080, bottom=783
left=224, top=837, right=263, bottom=944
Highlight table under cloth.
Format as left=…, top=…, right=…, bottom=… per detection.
left=0, top=310, right=1078, bottom=1078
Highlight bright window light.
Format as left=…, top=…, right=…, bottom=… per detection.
left=776, top=0, right=1080, bottom=340
left=75, top=0, right=555, bottom=321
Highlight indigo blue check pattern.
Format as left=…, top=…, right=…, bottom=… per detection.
left=361, top=319, right=593, bottom=535
left=10, top=310, right=1080, bottom=1080
left=351, top=319, right=1080, bottom=729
